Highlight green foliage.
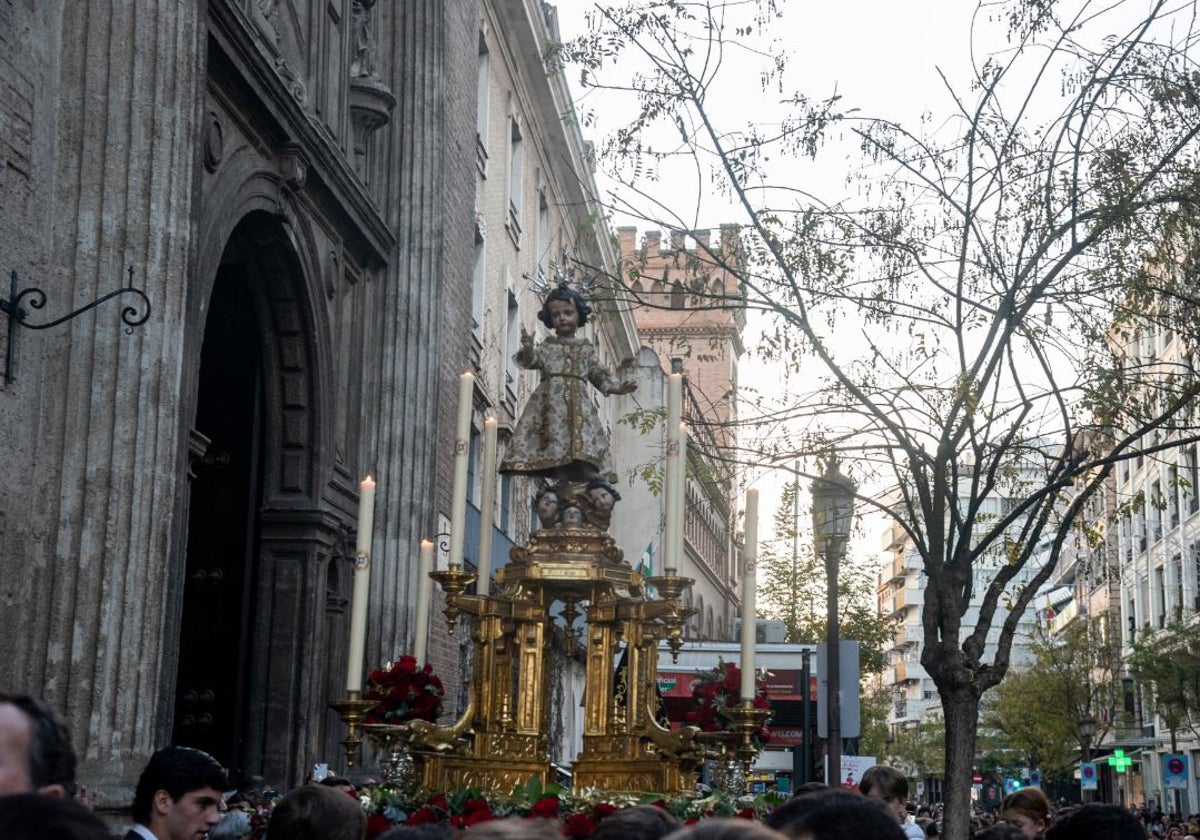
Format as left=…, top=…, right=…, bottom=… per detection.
left=1129, top=620, right=1200, bottom=744
left=982, top=618, right=1121, bottom=773
left=560, top=1, right=1200, bottom=836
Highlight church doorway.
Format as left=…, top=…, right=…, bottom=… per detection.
left=173, top=226, right=268, bottom=779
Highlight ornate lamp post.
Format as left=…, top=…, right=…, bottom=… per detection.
left=1079, top=712, right=1096, bottom=802
left=811, top=457, right=856, bottom=787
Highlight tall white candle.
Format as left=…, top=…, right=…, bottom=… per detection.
left=476, top=417, right=499, bottom=596
left=413, top=539, right=435, bottom=662
left=448, top=371, right=474, bottom=571
left=346, top=475, right=376, bottom=692
left=664, top=373, right=683, bottom=573
left=740, top=488, right=759, bottom=701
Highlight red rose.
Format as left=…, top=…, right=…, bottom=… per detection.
left=366, top=814, right=393, bottom=837
left=736, top=808, right=756, bottom=820
left=408, top=807, right=439, bottom=825
left=464, top=798, right=492, bottom=815
left=463, top=809, right=495, bottom=827
left=427, top=794, right=451, bottom=812
left=564, top=813, right=596, bottom=838
left=594, top=803, right=618, bottom=819
left=684, top=818, right=700, bottom=826
left=530, top=796, right=560, bottom=818
left=649, top=800, right=668, bottom=810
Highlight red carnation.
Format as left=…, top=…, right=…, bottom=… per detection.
left=530, top=796, right=560, bottom=818
left=408, top=807, right=439, bottom=825
left=564, top=813, right=596, bottom=838
left=366, top=814, right=393, bottom=838
left=426, top=794, right=451, bottom=812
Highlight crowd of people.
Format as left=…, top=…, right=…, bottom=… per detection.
left=0, top=691, right=1170, bottom=840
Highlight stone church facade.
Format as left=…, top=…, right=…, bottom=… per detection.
left=0, top=0, right=477, bottom=802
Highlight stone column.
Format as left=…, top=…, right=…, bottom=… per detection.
left=5, top=0, right=203, bottom=793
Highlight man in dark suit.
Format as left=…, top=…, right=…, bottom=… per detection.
left=0, top=692, right=77, bottom=798
left=126, top=746, right=227, bottom=840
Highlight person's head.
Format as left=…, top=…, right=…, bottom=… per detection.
left=769, top=795, right=906, bottom=840
left=789, top=782, right=830, bottom=799
left=0, top=793, right=113, bottom=840
left=586, top=478, right=621, bottom=511
left=131, top=746, right=228, bottom=840
left=317, top=774, right=355, bottom=794
left=562, top=505, right=584, bottom=527
left=535, top=487, right=561, bottom=526
left=663, top=818, right=789, bottom=840
left=461, top=816, right=564, bottom=840
left=266, top=784, right=365, bottom=840
left=765, top=789, right=866, bottom=835
left=591, top=805, right=682, bottom=840
left=378, top=825, right=456, bottom=840
left=1168, top=826, right=1187, bottom=840
left=0, top=693, right=77, bottom=797
left=973, top=826, right=1027, bottom=840
left=1044, top=804, right=1144, bottom=840
left=859, top=765, right=910, bottom=824
left=1001, top=788, right=1051, bottom=838
left=537, top=283, right=591, bottom=333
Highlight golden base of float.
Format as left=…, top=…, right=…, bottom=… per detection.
left=337, top=524, right=762, bottom=796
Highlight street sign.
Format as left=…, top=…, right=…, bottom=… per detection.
left=1080, top=762, right=1098, bottom=790
left=1164, top=754, right=1189, bottom=790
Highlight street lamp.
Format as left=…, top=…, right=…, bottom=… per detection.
left=812, top=457, right=856, bottom=787
left=1079, top=712, right=1096, bottom=802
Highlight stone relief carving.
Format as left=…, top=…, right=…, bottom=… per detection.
left=350, top=0, right=378, bottom=79
left=273, top=55, right=308, bottom=106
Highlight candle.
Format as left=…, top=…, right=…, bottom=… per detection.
left=448, top=371, right=474, bottom=571
left=740, top=488, right=759, bottom=701
left=476, top=417, right=499, bottom=596
left=413, top=539, right=435, bottom=662
left=664, top=373, right=683, bottom=573
left=346, top=474, right=376, bottom=692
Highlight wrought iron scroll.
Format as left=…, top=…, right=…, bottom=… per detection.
left=1, top=267, right=152, bottom=385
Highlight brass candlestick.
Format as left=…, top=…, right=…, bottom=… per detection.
left=726, top=699, right=772, bottom=793
left=328, top=691, right=378, bottom=768
left=430, top=566, right=478, bottom=635
left=646, top=571, right=696, bottom=662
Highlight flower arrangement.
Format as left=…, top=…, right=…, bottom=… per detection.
left=358, top=780, right=779, bottom=838
left=683, top=659, right=772, bottom=746
left=363, top=655, right=445, bottom=725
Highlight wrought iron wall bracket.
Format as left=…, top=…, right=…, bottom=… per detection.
left=1, top=267, right=152, bottom=385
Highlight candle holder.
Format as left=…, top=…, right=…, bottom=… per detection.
left=430, top=567, right=477, bottom=635
left=725, top=699, right=771, bottom=793
left=327, top=691, right=379, bottom=768
left=646, top=571, right=696, bottom=662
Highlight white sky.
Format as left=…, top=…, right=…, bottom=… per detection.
left=550, top=1, right=1134, bottom=576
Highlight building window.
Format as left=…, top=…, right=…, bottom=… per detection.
left=536, top=189, right=550, bottom=287
left=476, top=36, right=490, bottom=174
left=1154, top=566, right=1166, bottom=628
left=1169, top=464, right=1180, bottom=530
left=499, top=473, right=513, bottom=535
left=472, top=217, right=486, bottom=335
left=507, top=116, right=524, bottom=244
left=1187, top=445, right=1199, bottom=515
left=505, top=287, right=520, bottom=387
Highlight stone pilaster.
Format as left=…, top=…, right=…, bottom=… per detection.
left=8, top=0, right=202, bottom=792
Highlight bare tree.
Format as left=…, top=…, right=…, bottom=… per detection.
left=557, top=1, right=1200, bottom=836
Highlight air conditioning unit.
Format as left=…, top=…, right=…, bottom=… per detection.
left=732, top=619, right=787, bottom=643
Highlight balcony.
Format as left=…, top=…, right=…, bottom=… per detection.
left=890, top=588, right=907, bottom=613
